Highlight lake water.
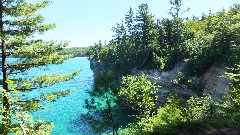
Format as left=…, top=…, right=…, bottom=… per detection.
left=22, top=58, right=96, bottom=135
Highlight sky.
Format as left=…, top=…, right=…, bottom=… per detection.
left=35, top=0, right=240, bottom=47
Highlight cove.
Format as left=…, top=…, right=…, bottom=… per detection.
left=23, top=58, right=96, bottom=135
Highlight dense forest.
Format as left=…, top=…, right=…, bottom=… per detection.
left=88, top=3, right=240, bottom=76
left=60, top=47, right=90, bottom=57
left=85, top=1, right=240, bottom=135
left=1, top=0, right=240, bottom=135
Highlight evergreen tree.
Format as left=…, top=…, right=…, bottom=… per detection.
left=125, top=8, right=136, bottom=68
left=125, top=8, right=135, bottom=37
left=135, top=3, right=158, bottom=69
left=112, top=21, right=127, bottom=72
left=169, top=0, right=188, bottom=44
left=162, top=0, right=189, bottom=69
left=0, top=0, right=81, bottom=134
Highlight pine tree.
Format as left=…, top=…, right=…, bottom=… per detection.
left=135, top=4, right=158, bottom=69
left=125, top=8, right=136, bottom=68
left=111, top=21, right=129, bottom=74
left=162, top=0, right=189, bottom=69
left=0, top=0, right=81, bottom=134
left=169, top=0, right=183, bottom=45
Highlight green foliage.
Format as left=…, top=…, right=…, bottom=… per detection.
left=186, top=95, right=217, bottom=120
left=40, top=90, right=73, bottom=102
left=118, top=74, right=160, bottom=134
left=88, top=4, right=165, bottom=75
left=124, top=116, right=154, bottom=135
left=87, top=2, right=240, bottom=135
left=149, top=93, right=237, bottom=135
left=119, top=74, right=159, bottom=115
left=0, top=87, right=55, bottom=134
left=153, top=94, right=186, bottom=125
left=12, top=69, right=82, bottom=90
left=184, top=6, right=240, bottom=76
left=88, top=3, right=240, bottom=77
left=0, top=0, right=82, bottom=134
left=226, top=64, right=240, bottom=113
left=82, top=89, right=120, bottom=134
left=151, top=115, right=240, bottom=135
left=84, top=3, right=240, bottom=135
left=128, top=64, right=240, bottom=134
left=60, top=47, right=90, bottom=57
left=81, top=3, right=240, bottom=135
left=146, top=64, right=240, bottom=134
left=185, top=33, right=216, bottom=76
left=33, top=69, right=82, bottom=88
left=81, top=71, right=121, bottom=134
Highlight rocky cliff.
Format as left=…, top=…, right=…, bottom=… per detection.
left=130, top=62, right=230, bottom=104
left=90, top=60, right=231, bottom=105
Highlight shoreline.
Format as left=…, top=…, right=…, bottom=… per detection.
left=75, top=57, right=88, bottom=58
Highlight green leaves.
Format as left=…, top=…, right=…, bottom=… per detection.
left=40, top=90, right=73, bottom=102
left=60, top=47, right=90, bottom=57
left=33, top=69, right=82, bottom=88
left=88, top=2, right=240, bottom=135
left=186, top=95, right=217, bottom=120
left=153, top=94, right=186, bottom=126
left=12, top=69, right=82, bottom=90
left=88, top=3, right=163, bottom=74
left=119, top=74, right=160, bottom=134
left=119, top=74, right=159, bottom=115
left=4, top=0, right=51, bottom=17
left=0, top=0, right=81, bottom=134
left=226, top=64, right=240, bottom=112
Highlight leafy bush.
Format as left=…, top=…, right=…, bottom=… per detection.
left=119, top=74, right=159, bottom=115
left=153, top=94, right=186, bottom=125
left=226, top=64, right=240, bottom=113
left=119, top=74, right=160, bottom=134
left=149, top=94, right=233, bottom=135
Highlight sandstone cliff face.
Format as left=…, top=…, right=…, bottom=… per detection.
left=90, top=60, right=230, bottom=105
left=202, top=66, right=230, bottom=101
left=130, top=62, right=230, bottom=103
left=130, top=62, right=197, bottom=106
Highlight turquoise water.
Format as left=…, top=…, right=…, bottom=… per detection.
left=21, top=58, right=96, bottom=135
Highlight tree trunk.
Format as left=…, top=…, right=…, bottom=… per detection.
left=0, top=1, right=10, bottom=134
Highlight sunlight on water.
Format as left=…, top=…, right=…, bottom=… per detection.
left=24, top=58, right=96, bottom=135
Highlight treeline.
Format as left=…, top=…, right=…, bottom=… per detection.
left=85, top=1, right=240, bottom=135
left=60, top=47, right=90, bottom=57
left=88, top=3, right=240, bottom=76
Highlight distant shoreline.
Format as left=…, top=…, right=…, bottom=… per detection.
left=75, top=57, right=88, bottom=58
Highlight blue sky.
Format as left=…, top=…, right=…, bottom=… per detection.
left=36, top=0, right=239, bottom=47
